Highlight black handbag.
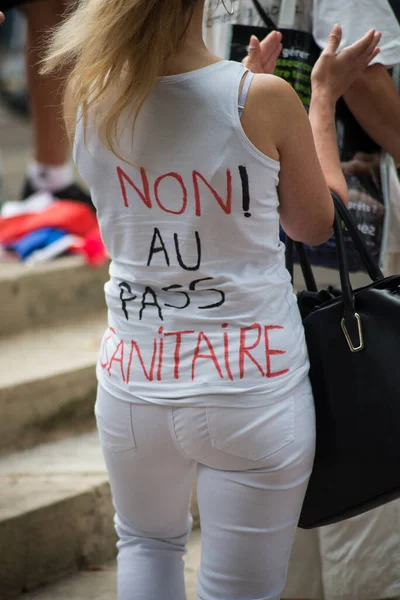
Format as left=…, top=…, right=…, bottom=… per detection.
left=286, top=193, right=400, bottom=529
left=229, top=0, right=320, bottom=110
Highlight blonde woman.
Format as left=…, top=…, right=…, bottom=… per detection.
left=44, top=2, right=379, bottom=599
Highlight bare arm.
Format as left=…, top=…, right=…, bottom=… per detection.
left=308, top=27, right=381, bottom=207
left=275, top=82, right=337, bottom=245
left=241, top=75, right=336, bottom=246
left=308, top=91, right=348, bottom=204
left=343, top=64, right=400, bottom=163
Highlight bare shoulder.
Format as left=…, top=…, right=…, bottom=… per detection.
left=248, top=74, right=301, bottom=112
left=241, top=74, right=306, bottom=159
left=250, top=73, right=295, bottom=96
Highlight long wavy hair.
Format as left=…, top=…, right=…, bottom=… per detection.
left=42, top=0, right=198, bottom=157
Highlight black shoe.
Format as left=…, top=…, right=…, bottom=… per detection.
left=21, top=180, right=95, bottom=212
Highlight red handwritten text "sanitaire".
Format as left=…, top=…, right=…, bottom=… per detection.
left=101, top=323, right=289, bottom=383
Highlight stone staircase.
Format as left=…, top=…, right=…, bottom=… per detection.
left=0, top=256, right=200, bottom=599
left=0, top=250, right=371, bottom=600
left=0, top=257, right=110, bottom=598
left=0, top=97, right=204, bottom=599
left=0, top=253, right=370, bottom=599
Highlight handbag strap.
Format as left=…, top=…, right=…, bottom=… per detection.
left=295, top=241, right=318, bottom=292
left=331, top=205, right=355, bottom=318
left=251, top=0, right=277, bottom=28
left=331, top=193, right=384, bottom=281
left=286, top=193, right=384, bottom=289
left=285, top=237, right=318, bottom=291
left=286, top=193, right=385, bottom=352
left=285, top=236, right=294, bottom=278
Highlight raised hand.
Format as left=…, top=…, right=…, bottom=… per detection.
left=243, top=30, right=282, bottom=74
left=311, top=25, right=381, bottom=102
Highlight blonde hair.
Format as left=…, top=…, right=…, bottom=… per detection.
left=42, top=0, right=197, bottom=158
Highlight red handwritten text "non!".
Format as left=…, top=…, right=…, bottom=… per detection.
left=117, top=166, right=232, bottom=216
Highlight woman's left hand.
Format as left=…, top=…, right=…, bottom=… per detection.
left=243, top=30, right=282, bottom=74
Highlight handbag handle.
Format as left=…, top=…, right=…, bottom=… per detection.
left=331, top=193, right=384, bottom=282
left=286, top=192, right=384, bottom=286
left=331, top=204, right=354, bottom=316
left=286, top=193, right=385, bottom=352
left=285, top=208, right=354, bottom=312
left=330, top=201, right=367, bottom=351
left=286, top=238, right=318, bottom=292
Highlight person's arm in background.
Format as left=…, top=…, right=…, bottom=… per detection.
left=0, top=12, right=5, bottom=25
left=308, top=26, right=381, bottom=205
left=342, top=64, right=400, bottom=164
left=313, top=0, right=400, bottom=163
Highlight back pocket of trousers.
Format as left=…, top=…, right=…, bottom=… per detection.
left=95, top=388, right=136, bottom=453
left=206, top=398, right=294, bottom=461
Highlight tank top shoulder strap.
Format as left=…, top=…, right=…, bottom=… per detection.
left=238, top=70, right=255, bottom=118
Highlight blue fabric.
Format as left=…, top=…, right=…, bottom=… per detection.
left=7, top=227, right=66, bottom=260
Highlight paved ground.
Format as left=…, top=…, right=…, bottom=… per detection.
left=19, top=530, right=201, bottom=600
left=0, top=97, right=32, bottom=203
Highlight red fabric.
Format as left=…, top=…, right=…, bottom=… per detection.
left=0, top=201, right=97, bottom=245
left=70, top=226, right=109, bottom=267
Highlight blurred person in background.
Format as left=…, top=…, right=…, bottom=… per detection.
left=0, top=0, right=91, bottom=206
left=204, top=1, right=400, bottom=599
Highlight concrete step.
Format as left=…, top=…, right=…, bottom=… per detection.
left=0, top=429, right=200, bottom=599
left=0, top=431, right=114, bottom=599
left=11, top=530, right=320, bottom=600
left=0, top=314, right=107, bottom=454
left=14, top=529, right=202, bottom=600
left=0, top=257, right=108, bottom=337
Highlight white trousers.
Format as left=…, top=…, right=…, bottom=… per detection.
left=95, top=379, right=315, bottom=600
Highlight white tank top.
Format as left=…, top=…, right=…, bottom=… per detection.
left=74, top=60, right=310, bottom=406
